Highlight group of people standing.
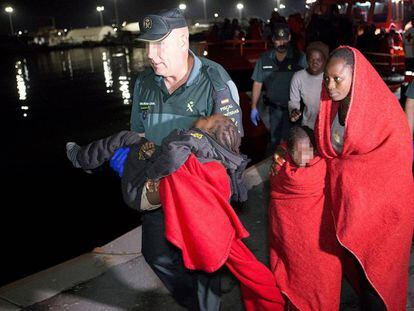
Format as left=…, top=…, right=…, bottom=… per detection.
left=67, top=7, right=414, bottom=311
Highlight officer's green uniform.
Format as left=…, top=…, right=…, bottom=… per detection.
left=131, top=51, right=243, bottom=145
left=252, top=46, right=306, bottom=145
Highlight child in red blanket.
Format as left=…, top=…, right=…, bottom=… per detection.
left=269, top=125, right=343, bottom=310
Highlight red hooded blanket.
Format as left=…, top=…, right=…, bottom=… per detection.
left=315, top=47, right=414, bottom=310
left=159, top=154, right=284, bottom=311
left=269, top=152, right=343, bottom=310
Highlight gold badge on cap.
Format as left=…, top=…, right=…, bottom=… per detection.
left=278, top=29, right=285, bottom=37
left=143, top=17, right=152, bottom=30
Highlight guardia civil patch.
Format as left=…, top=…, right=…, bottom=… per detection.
left=186, top=101, right=195, bottom=112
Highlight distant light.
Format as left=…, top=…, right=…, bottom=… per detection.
left=21, top=106, right=29, bottom=110
left=58, top=31, right=62, bottom=36
left=5, top=6, right=13, bottom=13
left=122, top=21, right=127, bottom=27
left=18, top=30, right=22, bottom=35
left=375, top=28, right=381, bottom=35
left=274, top=7, right=278, bottom=11
left=305, top=5, right=310, bottom=9
left=96, top=6, right=104, bottom=12
left=236, top=3, right=244, bottom=10
left=23, top=113, right=27, bottom=117
left=179, top=3, right=187, bottom=11
left=267, top=19, right=270, bottom=23
left=279, top=3, right=286, bottom=9
left=195, top=22, right=200, bottom=27
left=64, top=28, right=68, bottom=32
left=114, top=27, right=118, bottom=32
left=214, top=13, right=219, bottom=18
left=338, top=5, right=342, bottom=9
left=203, top=50, right=208, bottom=56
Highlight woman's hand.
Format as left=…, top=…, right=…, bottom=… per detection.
left=270, top=145, right=287, bottom=176
left=145, top=179, right=161, bottom=205
left=290, top=109, right=302, bottom=122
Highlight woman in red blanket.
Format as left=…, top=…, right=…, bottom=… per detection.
left=318, top=46, right=413, bottom=310
left=271, top=46, right=414, bottom=310
left=269, top=125, right=343, bottom=310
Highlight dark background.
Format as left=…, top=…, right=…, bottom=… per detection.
left=0, top=0, right=305, bottom=34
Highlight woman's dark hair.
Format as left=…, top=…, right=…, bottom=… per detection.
left=287, top=126, right=316, bottom=153
left=329, top=47, right=354, bottom=67
left=208, top=114, right=241, bottom=154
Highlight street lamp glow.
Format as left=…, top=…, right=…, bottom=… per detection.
left=279, top=3, right=286, bottom=9
left=274, top=7, right=278, bottom=11
left=5, top=6, right=14, bottom=35
left=96, top=6, right=104, bottom=12
left=179, top=3, right=187, bottom=11
left=214, top=13, right=219, bottom=18
left=236, top=3, right=244, bottom=10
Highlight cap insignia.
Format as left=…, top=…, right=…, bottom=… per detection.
left=143, top=17, right=152, bottom=30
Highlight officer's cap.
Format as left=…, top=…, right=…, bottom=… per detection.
left=138, top=8, right=187, bottom=42
left=272, top=23, right=290, bottom=41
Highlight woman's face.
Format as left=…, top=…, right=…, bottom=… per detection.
left=307, top=50, right=326, bottom=75
left=324, top=57, right=353, bottom=102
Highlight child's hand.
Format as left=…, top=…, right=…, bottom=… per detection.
left=270, top=145, right=286, bottom=176
left=145, top=179, right=161, bottom=205
left=138, top=142, right=156, bottom=160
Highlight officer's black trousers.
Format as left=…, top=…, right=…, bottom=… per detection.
left=142, top=208, right=221, bottom=311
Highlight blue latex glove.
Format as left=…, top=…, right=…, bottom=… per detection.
left=250, top=107, right=260, bottom=126
left=110, top=147, right=130, bottom=177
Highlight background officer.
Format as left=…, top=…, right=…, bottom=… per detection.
left=250, top=23, right=306, bottom=149
left=110, top=8, right=243, bottom=311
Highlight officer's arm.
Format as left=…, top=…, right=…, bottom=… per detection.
left=251, top=57, right=264, bottom=110
left=251, top=81, right=263, bottom=110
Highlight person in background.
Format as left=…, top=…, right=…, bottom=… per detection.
left=109, top=8, right=243, bottom=311
left=404, top=17, right=414, bottom=71
left=289, top=41, right=329, bottom=129
left=250, top=23, right=306, bottom=149
left=404, top=79, right=414, bottom=136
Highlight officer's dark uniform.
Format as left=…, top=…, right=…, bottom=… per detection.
left=252, top=25, right=306, bottom=146
left=131, top=9, right=243, bottom=311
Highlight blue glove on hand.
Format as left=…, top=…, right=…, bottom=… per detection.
left=250, top=108, right=260, bottom=126
left=110, top=147, right=130, bottom=177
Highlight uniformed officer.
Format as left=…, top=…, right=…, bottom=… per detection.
left=250, top=23, right=306, bottom=148
left=109, top=8, right=243, bottom=311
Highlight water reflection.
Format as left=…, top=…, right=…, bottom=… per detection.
left=11, top=46, right=148, bottom=117
left=102, top=51, right=114, bottom=92
left=15, top=59, right=30, bottom=117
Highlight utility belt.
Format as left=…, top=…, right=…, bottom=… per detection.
left=263, top=96, right=288, bottom=111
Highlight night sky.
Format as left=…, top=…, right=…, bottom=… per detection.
left=0, top=0, right=305, bottom=34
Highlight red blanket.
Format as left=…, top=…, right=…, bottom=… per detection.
left=315, top=46, right=414, bottom=310
left=160, top=154, right=284, bottom=310
left=269, top=153, right=343, bottom=310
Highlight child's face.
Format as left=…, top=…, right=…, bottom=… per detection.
left=291, top=138, right=315, bottom=167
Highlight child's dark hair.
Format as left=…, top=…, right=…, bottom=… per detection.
left=287, top=126, right=316, bottom=153
left=329, top=47, right=354, bottom=68
left=208, top=114, right=241, bottom=154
